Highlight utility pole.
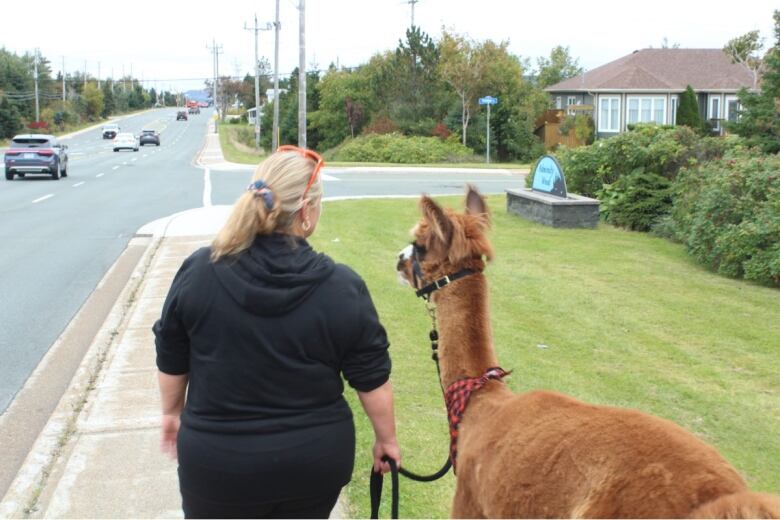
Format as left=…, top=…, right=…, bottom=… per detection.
left=245, top=16, right=272, bottom=148
left=298, top=0, right=306, bottom=148
left=272, top=0, right=281, bottom=150
left=407, top=0, right=419, bottom=27
left=98, top=61, right=101, bottom=89
left=207, top=39, right=223, bottom=118
left=62, top=56, right=66, bottom=102
left=33, top=49, right=40, bottom=122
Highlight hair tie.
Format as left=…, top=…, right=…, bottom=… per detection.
left=247, top=180, right=274, bottom=210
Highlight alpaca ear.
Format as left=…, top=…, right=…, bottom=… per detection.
left=465, top=185, right=490, bottom=226
left=420, top=195, right=453, bottom=245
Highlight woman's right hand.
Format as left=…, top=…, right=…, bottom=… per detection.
left=372, top=438, right=401, bottom=474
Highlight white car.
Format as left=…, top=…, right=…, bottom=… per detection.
left=113, top=133, right=139, bottom=152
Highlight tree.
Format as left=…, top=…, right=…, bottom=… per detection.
left=536, top=46, right=583, bottom=89
left=82, top=82, right=104, bottom=120
left=724, top=30, right=765, bottom=89
left=438, top=31, right=487, bottom=145
left=729, top=10, right=780, bottom=153
left=0, top=97, right=22, bottom=138
left=676, top=85, right=705, bottom=133
left=101, top=81, right=115, bottom=117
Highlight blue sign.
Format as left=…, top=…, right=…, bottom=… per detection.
left=478, top=96, right=498, bottom=105
left=531, top=155, right=568, bottom=198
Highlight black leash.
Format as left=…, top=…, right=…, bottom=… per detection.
left=369, top=310, right=453, bottom=519
left=371, top=258, right=481, bottom=518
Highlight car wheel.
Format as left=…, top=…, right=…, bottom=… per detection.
left=5, top=170, right=13, bottom=181
left=113, top=148, right=118, bottom=152
left=134, top=148, right=139, bottom=152
left=156, top=143, right=160, bottom=146
left=19, top=173, right=25, bottom=178
left=51, top=163, right=61, bottom=180
left=61, top=167, right=68, bottom=178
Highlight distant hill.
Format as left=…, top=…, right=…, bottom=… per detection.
left=185, top=90, right=211, bottom=103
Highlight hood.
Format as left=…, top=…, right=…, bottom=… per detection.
left=212, top=234, right=335, bottom=316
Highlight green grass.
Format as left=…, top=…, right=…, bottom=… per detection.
left=308, top=195, right=780, bottom=519
left=218, top=123, right=266, bottom=165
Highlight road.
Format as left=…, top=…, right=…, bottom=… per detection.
left=0, top=108, right=526, bottom=414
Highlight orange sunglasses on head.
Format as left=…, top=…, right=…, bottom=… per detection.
left=277, top=145, right=324, bottom=202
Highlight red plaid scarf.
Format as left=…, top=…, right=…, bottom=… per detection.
left=444, top=367, right=510, bottom=471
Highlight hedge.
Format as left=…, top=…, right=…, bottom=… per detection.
left=328, top=132, right=475, bottom=163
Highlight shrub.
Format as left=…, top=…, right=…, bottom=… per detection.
left=671, top=152, right=780, bottom=286
left=598, top=169, right=673, bottom=231
left=330, top=132, right=474, bottom=163
left=530, top=125, right=741, bottom=197
left=363, top=116, right=399, bottom=135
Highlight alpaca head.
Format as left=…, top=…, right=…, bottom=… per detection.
left=397, top=185, right=493, bottom=290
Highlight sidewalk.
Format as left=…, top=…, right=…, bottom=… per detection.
left=194, top=117, right=254, bottom=171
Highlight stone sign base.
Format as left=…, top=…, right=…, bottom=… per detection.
left=506, top=188, right=600, bottom=228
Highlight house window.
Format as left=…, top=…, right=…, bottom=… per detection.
left=670, top=96, right=678, bottom=125
left=709, top=95, right=721, bottom=131
left=725, top=95, right=740, bottom=122
left=598, top=96, right=620, bottom=132
left=626, top=96, right=666, bottom=125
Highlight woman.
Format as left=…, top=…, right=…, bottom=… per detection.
left=154, top=146, right=400, bottom=519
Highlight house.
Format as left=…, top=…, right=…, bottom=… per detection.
left=545, top=49, right=755, bottom=139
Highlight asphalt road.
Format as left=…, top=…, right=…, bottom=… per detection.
left=0, top=108, right=205, bottom=413
left=0, top=109, right=526, bottom=414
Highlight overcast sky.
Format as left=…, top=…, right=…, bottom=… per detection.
left=2, top=0, right=776, bottom=93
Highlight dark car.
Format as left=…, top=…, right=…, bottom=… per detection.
left=102, top=123, right=120, bottom=139
left=139, top=129, right=160, bottom=146
left=4, top=134, right=68, bottom=180
left=176, top=110, right=188, bottom=121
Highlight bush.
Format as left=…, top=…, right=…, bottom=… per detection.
left=671, top=152, right=780, bottom=286
left=530, top=125, right=741, bottom=197
left=330, top=132, right=474, bottom=163
left=598, top=169, right=673, bottom=231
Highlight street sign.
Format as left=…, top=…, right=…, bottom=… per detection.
left=479, top=96, right=498, bottom=105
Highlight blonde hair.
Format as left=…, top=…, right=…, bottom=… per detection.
left=210, top=151, right=323, bottom=261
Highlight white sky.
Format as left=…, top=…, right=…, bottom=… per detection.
left=1, top=0, right=776, bottom=93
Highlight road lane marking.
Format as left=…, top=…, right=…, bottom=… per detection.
left=202, top=168, right=212, bottom=207
left=96, top=173, right=105, bottom=178
left=142, top=154, right=148, bottom=158
left=122, top=161, right=128, bottom=165
left=112, top=166, right=120, bottom=170
left=32, top=194, right=54, bottom=204
left=72, top=182, right=85, bottom=188
left=131, top=158, right=137, bottom=162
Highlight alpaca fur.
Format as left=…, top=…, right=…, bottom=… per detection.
left=396, top=186, right=780, bottom=519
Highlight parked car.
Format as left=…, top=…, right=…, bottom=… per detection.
left=102, top=123, right=120, bottom=139
left=113, top=132, right=139, bottom=152
left=176, top=110, right=188, bottom=121
left=187, top=106, right=200, bottom=114
left=4, top=134, right=68, bottom=180
left=139, top=129, right=160, bottom=147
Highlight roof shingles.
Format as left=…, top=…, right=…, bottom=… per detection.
left=547, top=49, right=754, bottom=92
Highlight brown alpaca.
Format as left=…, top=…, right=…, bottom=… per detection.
left=396, top=186, right=780, bottom=519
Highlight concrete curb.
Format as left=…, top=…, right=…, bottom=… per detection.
left=0, top=236, right=159, bottom=518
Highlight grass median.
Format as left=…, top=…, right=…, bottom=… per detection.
left=308, top=194, right=780, bottom=519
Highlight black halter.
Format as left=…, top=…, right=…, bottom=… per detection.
left=410, top=242, right=478, bottom=300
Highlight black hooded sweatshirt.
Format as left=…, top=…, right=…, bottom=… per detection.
left=153, top=233, right=391, bottom=434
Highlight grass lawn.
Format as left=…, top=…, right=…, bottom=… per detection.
left=308, top=195, right=780, bottom=519
left=218, top=123, right=266, bottom=165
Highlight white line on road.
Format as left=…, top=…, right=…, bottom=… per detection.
left=32, top=194, right=54, bottom=204
left=112, top=166, right=119, bottom=170
left=72, top=182, right=85, bottom=188
left=131, top=158, right=137, bottom=162
left=202, top=168, right=212, bottom=208
left=122, top=161, right=128, bottom=165
left=142, top=154, right=148, bottom=158
left=96, top=173, right=105, bottom=178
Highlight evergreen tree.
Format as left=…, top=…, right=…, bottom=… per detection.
left=729, top=10, right=780, bottom=153
left=101, top=82, right=115, bottom=117
left=676, top=85, right=705, bottom=133
left=0, top=97, right=23, bottom=138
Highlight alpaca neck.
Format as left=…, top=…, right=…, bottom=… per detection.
left=433, top=273, right=498, bottom=388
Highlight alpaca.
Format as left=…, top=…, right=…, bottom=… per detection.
left=395, top=186, right=780, bottom=519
